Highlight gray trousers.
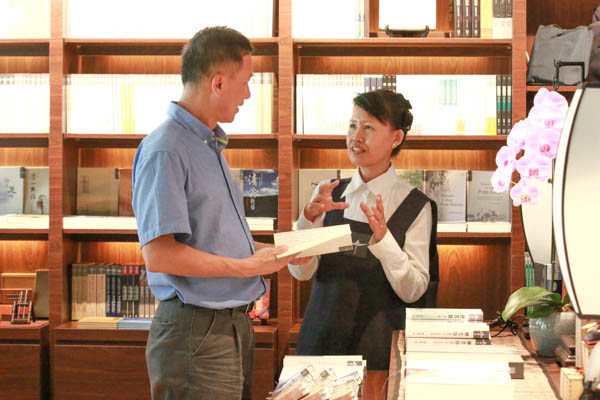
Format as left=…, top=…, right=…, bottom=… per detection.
left=146, top=297, right=255, bottom=400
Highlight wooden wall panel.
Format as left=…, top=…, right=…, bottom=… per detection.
left=224, top=149, right=278, bottom=169
left=75, top=55, right=277, bottom=74
left=0, top=56, right=49, bottom=73
left=298, top=149, right=497, bottom=171
left=0, top=344, right=46, bottom=399
left=78, top=241, right=144, bottom=264
left=0, top=241, right=48, bottom=274
left=0, top=148, right=48, bottom=166
left=299, top=57, right=510, bottom=75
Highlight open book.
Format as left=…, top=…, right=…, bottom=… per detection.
left=274, top=224, right=353, bottom=258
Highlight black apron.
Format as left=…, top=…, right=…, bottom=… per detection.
left=296, top=178, right=439, bottom=370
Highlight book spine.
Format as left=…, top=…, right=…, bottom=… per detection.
left=406, top=311, right=483, bottom=323
left=454, top=0, right=463, bottom=38
left=116, top=264, right=122, bottom=317
left=133, top=265, right=140, bottom=318
left=464, top=0, right=472, bottom=38
left=405, top=337, right=492, bottom=348
left=472, top=0, right=481, bottom=38
left=406, top=327, right=490, bottom=339
left=105, top=265, right=111, bottom=317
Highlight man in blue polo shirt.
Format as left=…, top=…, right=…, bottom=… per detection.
left=132, top=26, right=304, bottom=400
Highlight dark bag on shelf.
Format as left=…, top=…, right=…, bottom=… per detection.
left=588, top=3, right=600, bottom=82
left=527, top=24, right=593, bottom=85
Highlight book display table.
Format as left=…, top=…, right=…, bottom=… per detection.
left=387, top=330, right=560, bottom=400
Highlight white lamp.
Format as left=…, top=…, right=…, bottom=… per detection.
left=553, top=82, right=600, bottom=396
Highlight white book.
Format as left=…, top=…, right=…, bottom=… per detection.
left=405, top=321, right=490, bottom=339
left=275, top=224, right=353, bottom=258
left=467, top=170, right=511, bottom=223
left=297, top=169, right=339, bottom=213
left=405, top=337, right=492, bottom=349
left=424, top=170, right=467, bottom=224
left=406, top=307, right=484, bottom=322
left=0, top=214, right=49, bottom=229
left=63, top=216, right=137, bottom=230
left=0, top=166, right=25, bottom=214
left=23, top=167, right=49, bottom=214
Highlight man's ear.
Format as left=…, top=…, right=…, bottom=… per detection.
left=210, top=73, right=225, bottom=95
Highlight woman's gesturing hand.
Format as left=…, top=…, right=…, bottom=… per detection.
left=304, top=180, right=350, bottom=222
left=360, top=194, right=387, bottom=243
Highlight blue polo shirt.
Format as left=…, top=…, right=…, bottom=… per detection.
left=132, top=102, right=266, bottom=309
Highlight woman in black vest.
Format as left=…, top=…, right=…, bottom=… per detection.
left=289, top=89, right=439, bottom=370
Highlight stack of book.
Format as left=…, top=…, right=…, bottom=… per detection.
left=117, top=318, right=152, bottom=330
left=271, top=355, right=366, bottom=400
left=403, top=308, right=521, bottom=399
left=77, top=316, right=123, bottom=329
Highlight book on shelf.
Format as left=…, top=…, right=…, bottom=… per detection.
left=118, top=169, right=134, bottom=217
left=466, top=170, right=511, bottom=233
left=249, top=278, right=271, bottom=322
left=296, top=74, right=502, bottom=136
left=454, top=0, right=512, bottom=39
left=76, top=168, right=119, bottom=216
left=405, top=320, right=491, bottom=339
left=71, top=263, right=155, bottom=321
left=395, top=169, right=425, bottom=192
left=0, top=0, right=50, bottom=38
left=243, top=169, right=278, bottom=219
left=424, top=170, right=467, bottom=232
left=0, top=74, right=49, bottom=134
left=406, top=307, right=484, bottom=323
left=0, top=166, right=25, bottom=215
left=297, top=169, right=354, bottom=214
left=274, top=224, right=353, bottom=258
left=117, top=317, right=152, bottom=330
left=23, top=167, right=49, bottom=215
left=292, top=0, right=364, bottom=39
left=65, top=0, right=273, bottom=38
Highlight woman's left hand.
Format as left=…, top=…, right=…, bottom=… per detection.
left=360, top=194, right=387, bottom=243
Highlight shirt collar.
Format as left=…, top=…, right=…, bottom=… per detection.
left=342, top=164, right=398, bottom=199
left=167, top=101, right=229, bottom=152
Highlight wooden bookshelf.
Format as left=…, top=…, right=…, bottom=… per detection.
left=3, top=0, right=595, bottom=398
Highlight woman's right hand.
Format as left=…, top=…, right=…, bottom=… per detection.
left=304, top=180, right=350, bottom=222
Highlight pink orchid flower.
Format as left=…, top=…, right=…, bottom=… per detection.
left=491, top=167, right=513, bottom=193
left=510, top=179, right=540, bottom=206
left=528, top=88, right=569, bottom=131
left=524, top=128, right=560, bottom=159
left=506, top=120, right=530, bottom=153
left=516, top=154, right=552, bottom=181
left=495, top=146, right=517, bottom=171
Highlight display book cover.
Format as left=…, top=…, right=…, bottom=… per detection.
left=243, top=169, right=278, bottom=218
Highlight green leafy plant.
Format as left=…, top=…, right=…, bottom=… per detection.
left=501, top=286, right=571, bottom=322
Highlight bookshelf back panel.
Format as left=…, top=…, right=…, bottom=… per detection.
left=77, top=149, right=277, bottom=169
left=298, top=149, right=497, bottom=170
left=77, top=241, right=144, bottom=265
left=0, top=148, right=48, bottom=166
left=298, top=243, right=510, bottom=320
left=298, top=57, right=510, bottom=75
left=0, top=57, right=48, bottom=73
left=71, top=55, right=277, bottom=74
left=368, top=0, right=454, bottom=36
left=0, top=241, right=48, bottom=274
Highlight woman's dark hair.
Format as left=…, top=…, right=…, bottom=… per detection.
left=352, top=89, right=413, bottom=156
left=181, top=26, right=254, bottom=85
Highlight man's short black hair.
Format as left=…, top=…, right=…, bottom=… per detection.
left=353, top=89, right=413, bottom=156
left=181, top=26, right=254, bottom=85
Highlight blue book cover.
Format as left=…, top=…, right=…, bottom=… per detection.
left=243, top=169, right=278, bottom=218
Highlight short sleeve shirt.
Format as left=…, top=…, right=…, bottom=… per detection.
left=132, top=102, right=266, bottom=309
